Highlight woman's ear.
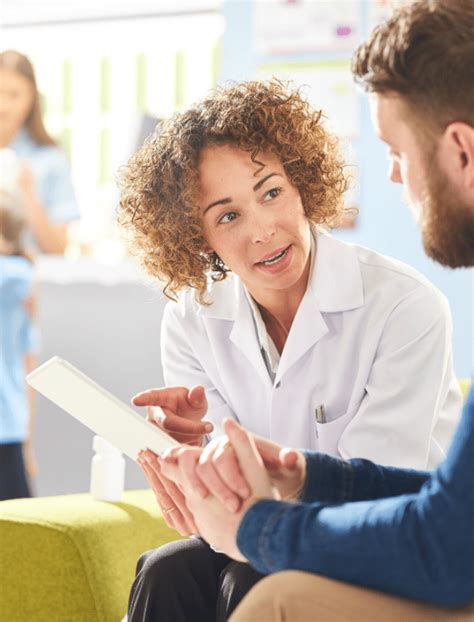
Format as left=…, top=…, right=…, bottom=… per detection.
left=200, top=247, right=214, bottom=262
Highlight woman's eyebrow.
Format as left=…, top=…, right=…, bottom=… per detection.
left=203, top=196, right=232, bottom=215
left=253, top=172, right=281, bottom=191
left=203, top=172, right=282, bottom=215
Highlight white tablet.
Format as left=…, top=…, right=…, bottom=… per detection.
left=27, top=356, right=179, bottom=461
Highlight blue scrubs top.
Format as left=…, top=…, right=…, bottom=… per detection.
left=0, top=256, right=38, bottom=443
left=10, top=128, right=80, bottom=225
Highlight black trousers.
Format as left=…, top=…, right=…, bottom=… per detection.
left=0, top=442, right=31, bottom=501
left=128, top=536, right=265, bottom=622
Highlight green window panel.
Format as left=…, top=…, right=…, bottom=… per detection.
left=98, top=128, right=110, bottom=185
left=211, top=40, right=222, bottom=88
left=100, top=57, right=111, bottom=114
left=59, top=128, right=72, bottom=160
left=136, top=54, right=147, bottom=112
left=62, top=59, right=72, bottom=115
left=174, top=51, right=186, bottom=110
left=40, top=92, right=49, bottom=117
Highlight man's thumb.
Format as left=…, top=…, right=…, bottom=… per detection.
left=279, top=447, right=299, bottom=470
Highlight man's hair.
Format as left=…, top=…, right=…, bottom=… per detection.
left=352, top=0, right=474, bottom=133
left=118, top=79, right=347, bottom=303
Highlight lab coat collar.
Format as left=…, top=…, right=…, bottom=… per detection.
left=197, top=273, right=242, bottom=320
left=198, top=276, right=272, bottom=386
left=273, top=232, right=364, bottom=382
left=309, top=231, right=364, bottom=313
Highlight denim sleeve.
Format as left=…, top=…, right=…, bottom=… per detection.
left=237, top=387, right=474, bottom=607
left=300, top=451, right=430, bottom=504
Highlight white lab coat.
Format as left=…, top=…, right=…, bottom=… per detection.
left=161, top=233, right=462, bottom=469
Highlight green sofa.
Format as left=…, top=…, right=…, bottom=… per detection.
left=0, top=489, right=181, bottom=622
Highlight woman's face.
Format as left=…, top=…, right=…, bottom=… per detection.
left=0, top=68, right=34, bottom=135
left=198, top=144, right=312, bottom=299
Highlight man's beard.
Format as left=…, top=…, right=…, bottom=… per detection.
left=418, top=162, right=474, bottom=269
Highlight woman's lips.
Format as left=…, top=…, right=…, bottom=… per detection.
left=256, top=245, right=289, bottom=264
left=254, top=245, right=293, bottom=274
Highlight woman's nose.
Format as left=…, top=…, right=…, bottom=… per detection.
left=250, top=213, right=276, bottom=244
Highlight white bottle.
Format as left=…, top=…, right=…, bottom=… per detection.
left=90, top=435, right=125, bottom=502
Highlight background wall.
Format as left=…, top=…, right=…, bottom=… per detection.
left=33, top=259, right=168, bottom=496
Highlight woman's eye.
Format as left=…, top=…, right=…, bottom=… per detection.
left=218, top=211, right=238, bottom=225
left=264, top=187, right=282, bottom=201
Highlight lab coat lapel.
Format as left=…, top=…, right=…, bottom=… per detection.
left=275, top=232, right=364, bottom=384
left=229, top=285, right=272, bottom=387
left=275, top=293, right=328, bottom=385
left=198, top=275, right=272, bottom=386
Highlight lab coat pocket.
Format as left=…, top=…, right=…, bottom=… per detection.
left=315, top=409, right=356, bottom=457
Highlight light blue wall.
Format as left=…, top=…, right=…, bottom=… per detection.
left=221, top=1, right=473, bottom=377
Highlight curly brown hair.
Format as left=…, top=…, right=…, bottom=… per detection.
left=118, top=79, right=347, bottom=302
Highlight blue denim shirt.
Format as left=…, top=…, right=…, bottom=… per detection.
left=237, top=385, right=474, bottom=607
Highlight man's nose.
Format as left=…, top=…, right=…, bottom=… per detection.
left=389, top=159, right=402, bottom=184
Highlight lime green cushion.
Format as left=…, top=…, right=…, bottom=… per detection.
left=0, top=489, right=182, bottom=622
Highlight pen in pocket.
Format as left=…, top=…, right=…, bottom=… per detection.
left=315, top=404, right=326, bottom=424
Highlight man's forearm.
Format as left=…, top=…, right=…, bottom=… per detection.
left=237, top=488, right=471, bottom=607
left=301, top=451, right=430, bottom=504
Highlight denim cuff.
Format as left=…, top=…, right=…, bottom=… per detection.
left=300, top=451, right=354, bottom=503
left=236, top=499, right=296, bottom=574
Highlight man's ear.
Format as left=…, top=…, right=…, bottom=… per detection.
left=440, top=122, right=474, bottom=189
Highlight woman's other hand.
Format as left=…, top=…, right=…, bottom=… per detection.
left=137, top=449, right=197, bottom=536
left=133, top=385, right=212, bottom=445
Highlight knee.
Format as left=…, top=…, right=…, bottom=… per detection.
left=135, top=541, right=187, bottom=589
left=230, top=572, right=306, bottom=621
left=221, top=561, right=264, bottom=599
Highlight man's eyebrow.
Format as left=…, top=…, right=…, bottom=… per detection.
left=203, top=172, right=282, bottom=215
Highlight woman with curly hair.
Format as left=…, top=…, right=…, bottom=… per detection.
left=119, top=80, right=461, bottom=622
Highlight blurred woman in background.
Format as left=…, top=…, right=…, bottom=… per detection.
left=0, top=49, right=79, bottom=254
